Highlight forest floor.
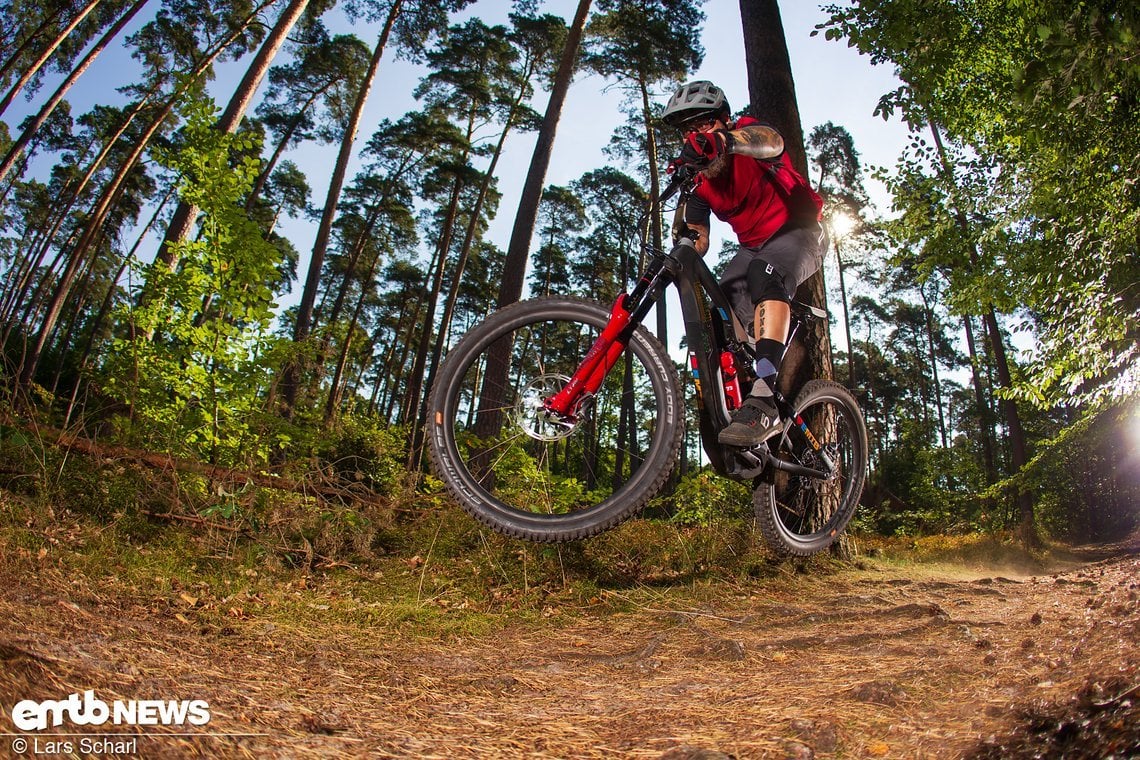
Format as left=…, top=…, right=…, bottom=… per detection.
left=0, top=504, right=1137, bottom=759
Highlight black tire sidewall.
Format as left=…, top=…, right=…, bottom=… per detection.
left=427, top=297, right=684, bottom=542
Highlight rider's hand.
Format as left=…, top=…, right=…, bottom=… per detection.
left=685, top=129, right=732, bottom=162
left=668, top=141, right=709, bottom=175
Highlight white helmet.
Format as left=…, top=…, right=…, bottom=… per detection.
left=661, top=80, right=730, bottom=127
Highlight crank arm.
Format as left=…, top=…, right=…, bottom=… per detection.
left=767, top=456, right=831, bottom=481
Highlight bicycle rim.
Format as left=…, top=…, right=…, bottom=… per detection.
left=428, top=298, right=682, bottom=542
left=755, top=380, right=867, bottom=556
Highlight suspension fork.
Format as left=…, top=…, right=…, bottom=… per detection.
left=543, top=255, right=676, bottom=419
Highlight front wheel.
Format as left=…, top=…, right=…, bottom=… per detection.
left=428, top=297, right=684, bottom=542
left=754, top=380, right=868, bottom=556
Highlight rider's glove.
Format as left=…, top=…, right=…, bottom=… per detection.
left=668, top=129, right=733, bottom=175
left=668, top=141, right=709, bottom=175
left=685, top=129, right=732, bottom=161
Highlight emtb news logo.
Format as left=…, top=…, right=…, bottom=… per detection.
left=10, top=690, right=210, bottom=731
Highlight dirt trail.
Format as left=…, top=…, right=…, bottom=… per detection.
left=1, top=543, right=1137, bottom=759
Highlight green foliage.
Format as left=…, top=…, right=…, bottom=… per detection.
left=583, top=0, right=705, bottom=85
left=819, top=0, right=1140, bottom=406
left=314, top=415, right=412, bottom=497
left=665, top=469, right=752, bottom=526
left=102, top=92, right=286, bottom=464
left=866, top=427, right=990, bottom=537
left=1000, top=398, right=1140, bottom=542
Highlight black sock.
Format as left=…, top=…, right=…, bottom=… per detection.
left=753, top=338, right=784, bottom=396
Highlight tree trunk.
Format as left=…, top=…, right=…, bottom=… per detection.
left=404, top=178, right=463, bottom=468
left=0, top=221, right=57, bottom=330
left=281, top=0, right=402, bottom=414
left=740, top=0, right=834, bottom=394
left=962, top=314, right=997, bottom=485
left=0, top=0, right=103, bottom=117
left=0, top=0, right=150, bottom=185
left=0, top=6, right=68, bottom=88
left=244, top=91, right=321, bottom=210
left=11, top=87, right=161, bottom=316
left=918, top=281, right=948, bottom=447
left=157, top=0, right=310, bottom=270
left=638, top=80, right=668, bottom=344
left=927, top=120, right=1036, bottom=544
left=47, top=243, right=101, bottom=396
left=431, top=72, right=531, bottom=359
left=319, top=199, right=388, bottom=350
left=387, top=300, right=422, bottom=422
left=414, top=79, right=533, bottom=460
left=63, top=187, right=174, bottom=426
left=741, top=0, right=852, bottom=558
left=324, top=244, right=383, bottom=423
left=495, top=0, right=591, bottom=312
left=833, top=235, right=855, bottom=389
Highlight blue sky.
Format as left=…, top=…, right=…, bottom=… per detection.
left=9, top=0, right=914, bottom=348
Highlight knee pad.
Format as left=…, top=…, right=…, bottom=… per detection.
left=746, top=258, right=791, bottom=304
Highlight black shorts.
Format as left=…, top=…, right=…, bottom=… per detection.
left=720, top=224, right=825, bottom=334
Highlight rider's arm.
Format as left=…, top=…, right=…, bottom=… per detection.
left=725, top=124, right=784, bottom=160
left=683, top=194, right=712, bottom=255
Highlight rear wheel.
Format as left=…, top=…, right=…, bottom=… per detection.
left=428, top=297, right=684, bottom=542
left=754, top=380, right=867, bottom=556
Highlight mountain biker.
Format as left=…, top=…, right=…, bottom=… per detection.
left=663, top=80, right=824, bottom=448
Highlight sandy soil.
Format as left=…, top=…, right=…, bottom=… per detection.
left=1, top=539, right=1137, bottom=759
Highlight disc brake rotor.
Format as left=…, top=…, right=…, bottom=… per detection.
left=513, top=374, right=578, bottom=442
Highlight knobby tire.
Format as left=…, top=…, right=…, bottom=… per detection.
left=428, top=297, right=684, bottom=543
left=754, top=380, right=868, bottom=556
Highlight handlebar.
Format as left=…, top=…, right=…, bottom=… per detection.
left=657, top=166, right=696, bottom=204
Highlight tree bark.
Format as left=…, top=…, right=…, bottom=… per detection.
left=15, top=3, right=268, bottom=389
left=414, top=76, right=534, bottom=461
left=962, top=314, right=997, bottom=485
left=323, top=241, right=384, bottom=424
left=918, top=281, right=948, bottom=447
left=404, top=178, right=463, bottom=467
left=63, top=187, right=174, bottom=426
left=742, top=0, right=854, bottom=558
left=245, top=91, right=320, bottom=210
left=927, top=120, right=1036, bottom=544
left=0, top=6, right=69, bottom=88
left=833, top=235, right=855, bottom=389
left=474, top=0, right=591, bottom=439
left=740, top=0, right=834, bottom=395
left=0, top=0, right=103, bottom=117
left=495, top=0, right=591, bottom=312
left=9, top=87, right=162, bottom=325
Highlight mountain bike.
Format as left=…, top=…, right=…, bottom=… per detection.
left=427, top=171, right=867, bottom=556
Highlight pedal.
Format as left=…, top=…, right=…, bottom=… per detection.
left=725, top=445, right=769, bottom=480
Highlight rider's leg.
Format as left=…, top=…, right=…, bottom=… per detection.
left=752, top=298, right=790, bottom=395
left=718, top=259, right=790, bottom=447
left=719, top=227, right=824, bottom=447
